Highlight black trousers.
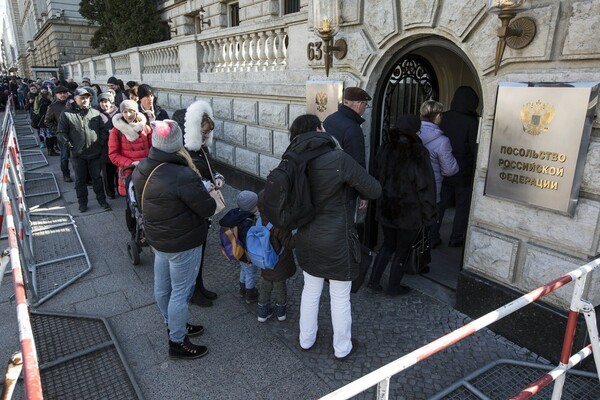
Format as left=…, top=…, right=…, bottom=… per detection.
left=71, top=157, right=106, bottom=206
left=370, top=225, right=420, bottom=293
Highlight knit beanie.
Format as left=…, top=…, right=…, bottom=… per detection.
left=98, top=92, right=114, bottom=103
left=120, top=99, right=138, bottom=113
left=107, top=76, right=119, bottom=85
left=394, top=115, right=421, bottom=134
left=137, top=84, right=153, bottom=99
left=151, top=120, right=183, bottom=154
left=237, top=191, right=258, bottom=212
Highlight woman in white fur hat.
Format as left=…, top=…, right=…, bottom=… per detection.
left=172, top=100, right=225, bottom=307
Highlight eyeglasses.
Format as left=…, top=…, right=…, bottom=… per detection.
left=361, top=101, right=371, bottom=109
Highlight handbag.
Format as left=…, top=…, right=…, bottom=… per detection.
left=31, top=112, right=43, bottom=129
left=209, top=189, right=226, bottom=216
left=402, top=228, right=431, bottom=275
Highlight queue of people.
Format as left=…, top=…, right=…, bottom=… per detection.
left=11, top=75, right=476, bottom=361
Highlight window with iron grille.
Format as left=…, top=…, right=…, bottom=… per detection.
left=230, top=2, right=240, bottom=27
left=283, top=0, right=300, bottom=14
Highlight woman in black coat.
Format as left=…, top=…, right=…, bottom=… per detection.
left=293, top=114, right=381, bottom=359
left=172, top=101, right=225, bottom=307
left=368, top=115, right=437, bottom=296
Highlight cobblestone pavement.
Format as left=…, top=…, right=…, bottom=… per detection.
left=1, top=114, right=550, bottom=399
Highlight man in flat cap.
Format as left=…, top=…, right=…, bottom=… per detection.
left=323, top=87, right=371, bottom=168
left=58, top=88, right=111, bottom=213
left=323, top=87, right=372, bottom=213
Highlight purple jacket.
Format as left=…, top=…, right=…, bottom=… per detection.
left=419, top=121, right=458, bottom=202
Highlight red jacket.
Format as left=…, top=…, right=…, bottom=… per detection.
left=108, top=113, right=152, bottom=196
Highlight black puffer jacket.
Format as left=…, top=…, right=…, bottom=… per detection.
left=374, top=131, right=437, bottom=229
left=439, top=86, right=479, bottom=185
left=131, top=148, right=216, bottom=253
left=293, top=132, right=381, bottom=281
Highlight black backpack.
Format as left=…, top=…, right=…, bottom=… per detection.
left=262, top=141, right=334, bottom=230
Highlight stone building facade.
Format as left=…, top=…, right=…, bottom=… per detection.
left=59, top=0, right=600, bottom=360
left=2, top=0, right=99, bottom=78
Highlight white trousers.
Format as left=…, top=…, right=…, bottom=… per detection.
left=299, top=271, right=353, bottom=358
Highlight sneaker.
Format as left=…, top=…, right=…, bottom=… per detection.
left=257, top=303, right=273, bottom=322
left=168, top=336, right=208, bottom=360
left=239, top=282, right=246, bottom=297
left=336, top=338, right=359, bottom=361
left=78, top=204, right=87, bottom=213
left=275, top=303, right=287, bottom=321
left=245, top=288, right=258, bottom=304
left=99, top=201, right=111, bottom=210
left=63, top=176, right=73, bottom=183
left=39, top=142, right=46, bottom=149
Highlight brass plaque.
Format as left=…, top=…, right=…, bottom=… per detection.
left=485, top=82, right=599, bottom=215
left=306, top=80, right=343, bottom=121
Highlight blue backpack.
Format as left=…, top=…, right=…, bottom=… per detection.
left=246, top=217, right=282, bottom=270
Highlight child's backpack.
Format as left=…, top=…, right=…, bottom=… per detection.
left=219, top=226, right=248, bottom=262
left=262, top=138, right=335, bottom=230
left=246, top=217, right=282, bottom=270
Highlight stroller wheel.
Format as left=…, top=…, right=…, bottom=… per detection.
left=127, top=240, right=141, bottom=265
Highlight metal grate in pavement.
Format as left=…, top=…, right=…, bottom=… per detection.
left=431, top=359, right=600, bottom=399
left=31, top=311, right=144, bottom=400
left=24, top=172, right=60, bottom=208
left=20, top=150, right=47, bottom=171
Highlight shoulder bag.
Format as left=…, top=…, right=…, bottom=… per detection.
left=201, top=148, right=226, bottom=216
left=141, top=162, right=166, bottom=210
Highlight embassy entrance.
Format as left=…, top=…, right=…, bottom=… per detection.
left=366, top=37, right=483, bottom=302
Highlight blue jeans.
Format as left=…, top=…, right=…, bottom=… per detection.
left=153, top=246, right=202, bottom=343
left=71, top=157, right=105, bottom=206
left=239, top=261, right=257, bottom=289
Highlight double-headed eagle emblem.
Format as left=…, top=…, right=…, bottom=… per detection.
left=520, top=100, right=555, bottom=136
left=315, top=91, right=328, bottom=112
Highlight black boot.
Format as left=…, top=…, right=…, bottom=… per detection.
left=368, top=247, right=393, bottom=292
left=168, top=336, right=208, bottom=360
left=190, top=288, right=213, bottom=307
left=386, top=251, right=411, bottom=296
left=195, top=272, right=217, bottom=300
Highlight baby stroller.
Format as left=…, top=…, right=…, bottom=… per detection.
left=121, top=165, right=147, bottom=265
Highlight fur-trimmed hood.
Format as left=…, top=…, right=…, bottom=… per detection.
left=112, top=112, right=148, bottom=142
left=183, top=100, right=214, bottom=151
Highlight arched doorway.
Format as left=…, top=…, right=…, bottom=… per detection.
left=367, top=37, right=482, bottom=298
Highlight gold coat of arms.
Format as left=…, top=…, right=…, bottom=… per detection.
left=520, top=100, right=555, bottom=136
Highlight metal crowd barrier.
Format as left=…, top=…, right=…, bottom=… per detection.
left=1, top=99, right=144, bottom=399
left=0, top=118, right=91, bottom=306
left=320, top=258, right=600, bottom=400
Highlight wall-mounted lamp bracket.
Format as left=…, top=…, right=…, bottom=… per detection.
left=493, top=12, right=536, bottom=75
left=320, top=33, right=347, bottom=77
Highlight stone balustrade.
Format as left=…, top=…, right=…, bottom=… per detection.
left=141, top=45, right=180, bottom=74
left=62, top=19, right=295, bottom=84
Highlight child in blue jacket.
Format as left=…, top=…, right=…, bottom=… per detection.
left=219, top=191, right=258, bottom=303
